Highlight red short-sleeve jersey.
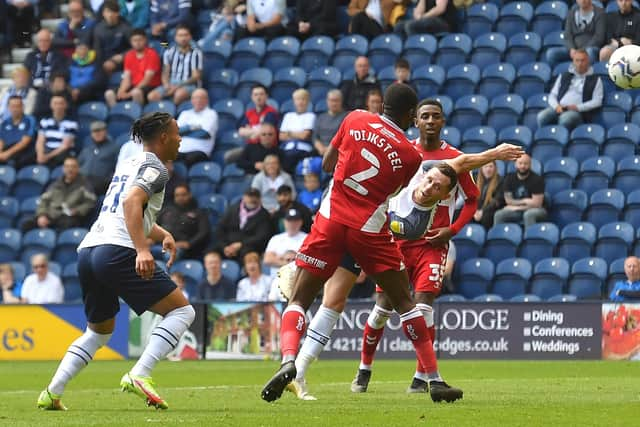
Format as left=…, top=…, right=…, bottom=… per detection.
left=123, top=47, right=162, bottom=88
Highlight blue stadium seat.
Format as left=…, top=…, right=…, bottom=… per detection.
left=496, top=2, right=534, bottom=38
left=21, top=228, right=56, bottom=264
left=436, top=294, right=466, bottom=302
left=368, top=34, right=402, bottom=71
left=332, top=34, right=369, bottom=72
left=593, top=60, right=617, bottom=94
left=557, top=222, right=596, bottom=265
left=595, top=92, right=633, bottom=129
left=62, top=262, right=81, bottom=302
left=604, top=122, right=640, bottom=163
left=107, top=71, right=122, bottom=91
left=452, top=223, right=486, bottom=260
left=234, top=68, right=273, bottom=104
left=202, top=39, right=232, bottom=72
left=173, top=161, right=187, bottom=180
left=543, top=157, right=578, bottom=195
left=550, top=190, right=587, bottom=229
left=487, top=94, right=524, bottom=132
left=575, top=156, right=615, bottom=197
left=631, top=93, right=640, bottom=123
left=53, top=228, right=87, bottom=265
left=470, top=33, right=507, bottom=71
left=607, top=257, right=627, bottom=296
left=623, top=189, right=640, bottom=229
left=531, top=258, right=569, bottom=300
left=221, top=259, right=241, bottom=283
left=197, top=193, right=228, bottom=228
left=458, top=258, right=494, bottom=299
left=435, top=33, right=472, bottom=69
left=532, top=1, right=568, bottom=34
left=569, top=257, right=607, bottom=299
left=441, top=126, right=461, bottom=147
left=307, top=66, right=341, bottom=104
left=477, top=63, right=516, bottom=98
left=77, top=101, right=109, bottom=142
left=518, top=222, right=559, bottom=265
left=510, top=294, right=542, bottom=302
left=492, top=258, right=532, bottom=299
left=567, top=124, right=605, bottom=163
left=0, top=165, right=16, bottom=198
left=614, top=156, right=640, bottom=195
left=377, top=66, right=398, bottom=93
left=263, top=36, right=300, bottom=70
left=505, top=32, right=542, bottom=68
left=229, top=37, right=266, bottom=72
left=222, top=163, right=245, bottom=178
left=212, top=98, right=245, bottom=133
left=0, top=197, right=18, bottom=228
left=543, top=30, right=569, bottom=66
left=473, top=294, right=503, bottom=302
left=107, top=101, right=142, bottom=140
left=450, top=95, right=489, bottom=133
left=219, top=174, right=254, bottom=201
left=405, top=126, right=419, bottom=141
left=523, top=93, right=550, bottom=130
left=188, top=162, right=222, bottom=197
left=432, top=95, right=453, bottom=117
left=0, top=229, right=21, bottom=262
left=499, top=126, right=533, bottom=149
left=483, top=223, right=522, bottom=265
left=513, top=62, right=551, bottom=100
left=17, top=196, right=39, bottom=229
left=314, top=99, right=328, bottom=114
left=9, top=261, right=25, bottom=283
left=531, top=125, right=569, bottom=160
left=271, top=67, right=307, bottom=104
left=143, top=100, right=176, bottom=117
left=216, top=130, right=244, bottom=151
left=586, top=189, right=625, bottom=228
left=205, top=68, right=238, bottom=101
left=461, top=126, right=496, bottom=154
left=402, top=34, right=437, bottom=69
left=505, top=156, right=542, bottom=176
left=13, top=165, right=50, bottom=202
left=170, top=259, right=205, bottom=297
left=176, top=101, right=193, bottom=116
left=464, top=2, right=499, bottom=38
left=413, top=65, right=446, bottom=99
left=442, top=64, right=480, bottom=101
left=297, top=36, right=335, bottom=72
left=552, top=60, right=572, bottom=80
left=548, top=293, right=577, bottom=302
left=595, top=222, right=633, bottom=264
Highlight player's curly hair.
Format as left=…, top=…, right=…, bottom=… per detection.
left=131, top=112, right=173, bottom=144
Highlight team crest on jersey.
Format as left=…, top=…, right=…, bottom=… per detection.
left=141, top=167, right=160, bottom=183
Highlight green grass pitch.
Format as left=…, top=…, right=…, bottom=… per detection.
left=0, top=360, right=638, bottom=426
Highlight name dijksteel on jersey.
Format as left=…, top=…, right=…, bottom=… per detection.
left=349, top=129, right=404, bottom=171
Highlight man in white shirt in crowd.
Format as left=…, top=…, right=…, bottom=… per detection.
left=263, top=209, right=307, bottom=278
left=20, top=254, right=64, bottom=304
left=279, top=88, right=315, bottom=174
left=176, top=88, right=218, bottom=166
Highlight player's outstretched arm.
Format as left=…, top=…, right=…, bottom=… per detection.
left=123, top=186, right=155, bottom=280
left=447, top=143, right=524, bottom=174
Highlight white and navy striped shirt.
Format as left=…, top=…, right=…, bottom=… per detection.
left=39, top=117, right=78, bottom=151
left=163, top=45, right=203, bottom=84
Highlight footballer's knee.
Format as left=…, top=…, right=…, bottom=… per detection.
left=367, top=305, right=393, bottom=329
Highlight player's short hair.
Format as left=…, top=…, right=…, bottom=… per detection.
left=395, top=58, right=410, bottom=70
left=434, top=162, right=458, bottom=191
left=383, top=83, right=417, bottom=117
left=130, top=28, right=147, bottom=38
left=131, top=112, right=174, bottom=145
left=417, top=98, right=444, bottom=115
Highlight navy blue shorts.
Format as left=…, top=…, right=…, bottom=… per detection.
left=77, top=245, right=177, bottom=323
left=340, top=253, right=362, bottom=276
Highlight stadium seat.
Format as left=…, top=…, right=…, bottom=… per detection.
left=470, top=33, right=507, bottom=71
left=62, top=262, right=81, bottom=302
left=550, top=190, right=587, bottom=229
left=513, top=62, right=551, bottom=100
left=368, top=34, right=402, bottom=71
left=496, top=2, right=534, bottom=38
left=532, top=125, right=569, bottom=160
left=552, top=60, right=572, bottom=80
left=452, top=223, right=486, bottom=261
left=473, top=294, right=503, bottom=302
left=531, top=258, right=569, bottom=300
left=575, top=156, right=615, bottom=197
left=595, top=92, right=633, bottom=129
left=17, top=196, right=39, bottom=229
left=377, top=66, right=398, bottom=93
left=0, top=165, right=16, bottom=198
left=188, top=162, right=222, bottom=197
left=413, top=65, right=446, bottom=100
left=9, top=261, right=25, bottom=283
left=593, top=60, right=617, bottom=94
left=307, top=66, right=342, bottom=104
left=0, top=229, right=21, bottom=262
left=263, top=36, right=300, bottom=70
left=518, top=222, right=559, bottom=265
left=543, top=157, right=578, bottom=195
left=499, top=126, right=532, bottom=149
left=523, top=93, right=550, bottom=130
left=504, top=32, right=542, bottom=69
left=205, top=68, right=238, bottom=102
left=270, top=67, right=307, bottom=104
left=77, top=101, right=109, bottom=142
left=487, top=94, right=524, bottom=132
left=219, top=174, right=254, bottom=201
left=505, top=156, right=542, bottom=176
left=594, top=222, right=634, bottom=264
left=107, top=101, right=142, bottom=140
left=0, top=197, right=18, bottom=229
left=13, top=165, right=50, bottom=202
left=631, top=93, right=640, bottom=123
left=433, top=96, right=453, bottom=117
left=492, top=258, right=532, bottom=299
left=212, top=98, right=244, bottom=133
left=402, top=34, right=437, bottom=69
left=464, top=2, right=499, bottom=38
left=443, top=64, right=480, bottom=101
left=569, top=257, right=607, bottom=299
left=603, top=123, right=640, bottom=163
left=314, top=99, right=328, bottom=114
left=450, top=95, right=489, bottom=133
left=557, top=222, right=596, bottom=265
left=567, top=124, right=606, bottom=163
left=197, top=193, right=228, bottom=228
left=483, top=223, right=523, bottom=265
left=405, top=126, right=419, bottom=141
left=176, top=101, right=193, bottom=116
left=510, top=294, right=542, bottom=302
left=585, top=189, right=625, bottom=229
left=458, top=258, right=494, bottom=299
left=229, top=37, right=266, bottom=72
left=170, top=259, right=205, bottom=297
left=623, top=189, right=640, bottom=229
left=436, top=294, right=466, bottom=302
left=53, top=228, right=87, bottom=265
left=297, top=36, right=335, bottom=72
left=547, top=293, right=577, bottom=302
left=441, top=126, right=461, bottom=148
left=202, top=39, right=232, bottom=73
left=477, top=63, right=516, bottom=99
left=21, top=228, right=56, bottom=264
left=234, top=68, right=273, bottom=104
left=221, top=259, right=241, bottom=283
left=435, top=33, right=472, bottom=69
left=607, top=257, right=627, bottom=296
left=216, top=130, right=244, bottom=151
left=614, top=156, right=640, bottom=195
left=543, top=31, right=569, bottom=66
left=532, top=1, right=568, bottom=34
left=332, top=34, right=369, bottom=72
left=461, top=126, right=496, bottom=154
left=143, top=100, right=176, bottom=117
left=222, top=163, right=245, bottom=178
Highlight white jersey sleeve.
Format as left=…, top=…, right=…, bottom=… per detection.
left=388, top=186, right=436, bottom=241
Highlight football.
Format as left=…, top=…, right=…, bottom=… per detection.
left=608, top=44, right=640, bottom=89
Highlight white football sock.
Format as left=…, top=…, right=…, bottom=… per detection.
left=367, top=305, right=393, bottom=329
left=130, top=305, right=195, bottom=377
left=48, top=328, right=112, bottom=395
left=296, top=305, right=340, bottom=379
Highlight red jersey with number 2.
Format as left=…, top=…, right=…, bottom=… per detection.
left=318, top=110, right=422, bottom=234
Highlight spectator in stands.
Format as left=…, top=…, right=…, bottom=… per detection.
left=147, top=24, right=203, bottom=106
left=267, top=249, right=296, bottom=301
left=119, top=0, right=150, bottom=30
left=493, top=154, right=546, bottom=227
left=537, top=49, right=603, bottom=131
left=104, top=28, right=161, bottom=107
left=197, top=1, right=237, bottom=47
left=197, top=250, right=237, bottom=300
left=399, top=0, right=458, bottom=36
left=7, top=0, right=37, bottom=48
left=77, top=120, right=120, bottom=194
left=69, top=41, right=105, bottom=104
left=251, top=154, right=296, bottom=213
left=288, top=0, right=338, bottom=39
left=340, top=56, right=380, bottom=111
left=610, top=256, right=640, bottom=302
left=35, top=95, right=78, bottom=168
left=272, top=184, right=312, bottom=233
left=298, top=171, right=322, bottom=213
left=441, top=240, right=456, bottom=295
left=313, top=89, right=347, bottom=157
left=24, top=28, right=67, bottom=90
left=0, top=96, right=37, bottom=168
left=599, top=0, right=640, bottom=62
left=365, top=89, right=383, bottom=114
left=157, top=183, right=210, bottom=260
left=53, top=0, right=96, bottom=58
left=170, top=271, right=190, bottom=301
left=150, top=0, right=193, bottom=41
left=263, top=208, right=307, bottom=275
left=348, top=0, right=409, bottom=40
left=233, top=84, right=279, bottom=160
left=0, top=67, right=37, bottom=122
left=32, top=73, right=73, bottom=121
left=0, top=263, right=22, bottom=304
left=236, top=0, right=287, bottom=40
left=0, top=1, right=8, bottom=51
left=163, top=160, right=187, bottom=209
left=215, top=188, right=272, bottom=260
left=348, top=270, right=376, bottom=299
left=473, top=161, right=503, bottom=230
left=562, top=0, right=605, bottom=63
left=236, top=251, right=271, bottom=301
left=237, top=122, right=279, bottom=174
left=279, top=89, right=315, bottom=174
left=393, top=58, right=414, bottom=89
left=24, top=157, right=97, bottom=231
left=20, top=254, right=64, bottom=304
left=92, top=0, right=133, bottom=76
left=176, top=88, right=219, bottom=166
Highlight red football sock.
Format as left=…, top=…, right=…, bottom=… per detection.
left=415, top=326, right=437, bottom=374
left=280, top=305, right=307, bottom=360
left=401, top=308, right=438, bottom=374
left=360, top=322, right=385, bottom=366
